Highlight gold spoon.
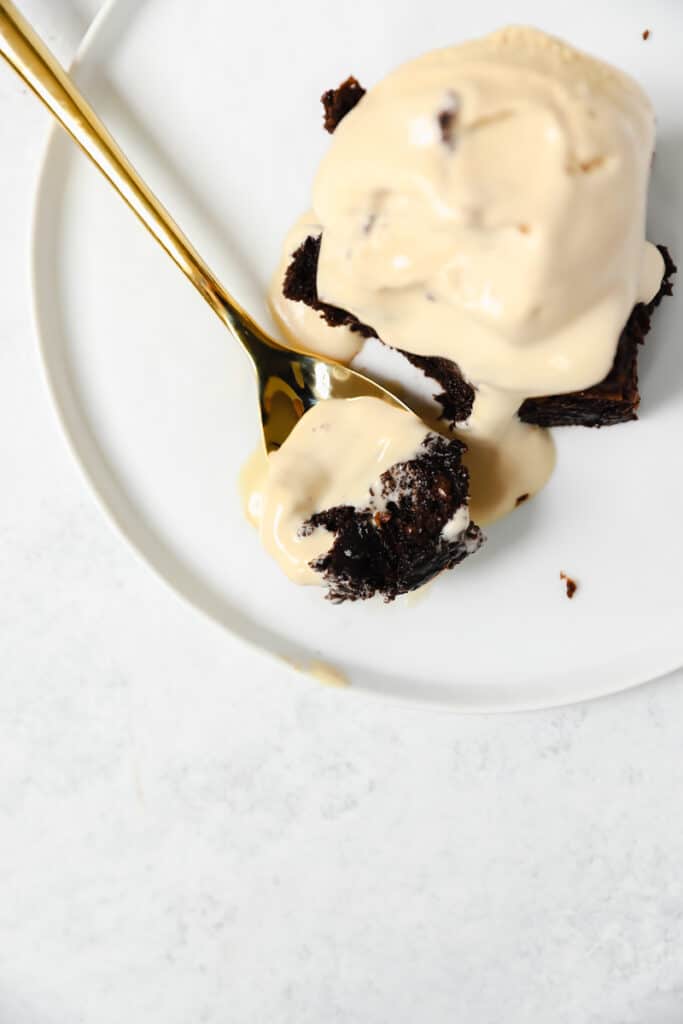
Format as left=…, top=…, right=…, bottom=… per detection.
left=0, top=0, right=408, bottom=453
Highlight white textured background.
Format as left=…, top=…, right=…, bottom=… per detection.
left=2, top=3, right=683, bottom=1022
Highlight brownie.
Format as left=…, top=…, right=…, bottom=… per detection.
left=303, top=433, right=483, bottom=602
left=284, top=233, right=675, bottom=428
left=283, top=234, right=476, bottom=421
left=321, top=76, right=366, bottom=133
left=282, top=233, right=377, bottom=338
left=314, top=78, right=676, bottom=429
left=403, top=247, right=675, bottom=427
left=519, top=245, right=677, bottom=427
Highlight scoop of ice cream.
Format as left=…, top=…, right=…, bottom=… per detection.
left=311, top=26, right=662, bottom=396
left=268, top=27, right=665, bottom=531
left=242, top=397, right=483, bottom=600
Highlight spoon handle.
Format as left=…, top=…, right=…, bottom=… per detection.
left=0, top=0, right=268, bottom=354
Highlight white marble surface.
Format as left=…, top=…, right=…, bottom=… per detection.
left=2, top=3, right=683, bottom=1022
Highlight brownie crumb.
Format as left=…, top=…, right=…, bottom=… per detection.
left=437, top=91, right=460, bottom=149
left=438, top=109, right=457, bottom=148
left=438, top=109, right=455, bottom=143
left=560, top=572, right=578, bottom=599
left=515, top=493, right=530, bottom=507
left=399, top=351, right=475, bottom=426
left=321, top=76, right=366, bottom=133
left=642, top=28, right=650, bottom=40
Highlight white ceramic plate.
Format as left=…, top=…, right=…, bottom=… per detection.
left=32, top=0, right=682, bottom=710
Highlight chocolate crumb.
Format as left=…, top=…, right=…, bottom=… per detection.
left=438, top=109, right=457, bottom=146
left=437, top=91, right=460, bottom=149
left=560, top=572, right=578, bottom=599
left=642, top=28, right=650, bottom=40
left=515, top=493, right=530, bottom=507
left=321, top=76, right=366, bottom=133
